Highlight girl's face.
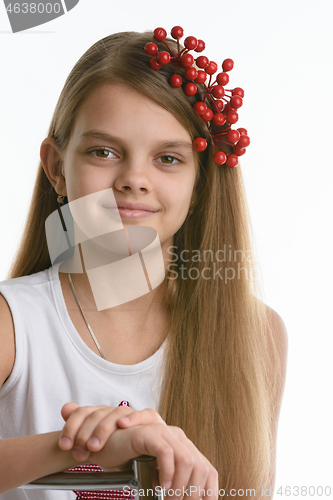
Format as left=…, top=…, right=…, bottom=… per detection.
left=59, top=83, right=198, bottom=250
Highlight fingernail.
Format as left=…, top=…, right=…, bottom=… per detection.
left=59, top=437, right=71, bottom=448
left=88, top=437, right=100, bottom=447
left=73, top=448, right=87, bottom=460
left=164, top=481, right=172, bottom=489
left=120, top=416, right=130, bottom=423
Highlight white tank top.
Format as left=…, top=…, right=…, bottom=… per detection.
left=0, top=263, right=168, bottom=500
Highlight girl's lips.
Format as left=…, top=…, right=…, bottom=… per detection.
left=105, top=207, right=158, bottom=219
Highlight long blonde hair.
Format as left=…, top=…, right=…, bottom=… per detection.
left=9, top=32, right=282, bottom=497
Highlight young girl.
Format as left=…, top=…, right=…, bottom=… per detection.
left=0, top=28, right=288, bottom=500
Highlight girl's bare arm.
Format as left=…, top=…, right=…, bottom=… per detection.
left=0, top=294, right=80, bottom=493
left=0, top=431, right=79, bottom=494
left=0, top=294, right=15, bottom=387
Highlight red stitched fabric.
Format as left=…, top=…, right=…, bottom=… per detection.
left=64, top=464, right=135, bottom=500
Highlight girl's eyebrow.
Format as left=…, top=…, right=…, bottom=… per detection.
left=80, top=131, right=118, bottom=143
left=80, top=130, right=193, bottom=151
left=155, top=140, right=193, bottom=151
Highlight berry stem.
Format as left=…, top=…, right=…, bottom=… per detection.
left=178, top=48, right=189, bottom=57
left=213, top=141, right=228, bottom=154
left=212, top=142, right=228, bottom=154
left=212, top=132, right=227, bottom=137
left=213, top=136, right=233, bottom=146
left=162, top=40, right=177, bottom=58
left=212, top=128, right=232, bottom=138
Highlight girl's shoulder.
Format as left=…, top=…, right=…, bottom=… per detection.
left=0, top=265, right=58, bottom=387
left=0, top=293, right=15, bottom=386
left=0, top=266, right=54, bottom=290
left=0, top=264, right=59, bottom=311
left=265, top=305, right=288, bottom=364
left=264, top=305, right=288, bottom=431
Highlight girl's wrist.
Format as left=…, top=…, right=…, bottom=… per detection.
left=52, top=430, right=84, bottom=470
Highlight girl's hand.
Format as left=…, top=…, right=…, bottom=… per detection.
left=58, top=402, right=165, bottom=463
left=88, top=424, right=219, bottom=500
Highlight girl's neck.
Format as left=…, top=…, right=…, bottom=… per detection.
left=58, top=260, right=170, bottom=361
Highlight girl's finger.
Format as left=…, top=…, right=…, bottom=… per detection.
left=116, top=408, right=165, bottom=428
left=75, top=407, right=132, bottom=452
left=61, top=402, right=79, bottom=422
left=70, top=405, right=134, bottom=453
left=172, top=438, right=213, bottom=500
left=129, top=424, right=194, bottom=491
left=58, top=405, right=110, bottom=450
left=87, top=425, right=175, bottom=486
left=140, top=425, right=211, bottom=500
left=75, top=407, right=164, bottom=453
left=167, top=430, right=218, bottom=500
left=201, top=466, right=219, bottom=500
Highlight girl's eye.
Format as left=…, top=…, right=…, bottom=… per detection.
left=91, top=149, right=117, bottom=159
left=157, top=155, right=180, bottom=165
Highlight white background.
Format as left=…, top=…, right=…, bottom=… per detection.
left=1, top=0, right=332, bottom=497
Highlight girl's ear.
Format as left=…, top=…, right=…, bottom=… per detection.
left=40, top=138, right=67, bottom=197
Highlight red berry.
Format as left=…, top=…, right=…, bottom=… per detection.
left=184, top=36, right=198, bottom=50
left=169, top=74, right=183, bottom=88
left=237, top=135, right=250, bottom=148
left=232, top=87, right=244, bottom=98
left=212, top=85, right=225, bottom=98
left=193, top=137, right=207, bottom=152
left=153, top=28, right=167, bottom=41
left=181, top=53, right=194, bottom=68
left=226, top=130, right=240, bottom=144
left=222, top=58, right=234, bottom=72
left=237, top=128, right=248, bottom=136
left=193, top=102, right=207, bottom=116
left=233, top=146, right=246, bottom=156
left=196, top=56, right=209, bottom=69
left=149, top=56, right=162, bottom=70
left=226, top=154, right=239, bottom=168
left=157, top=51, right=171, bottom=65
left=230, top=96, right=243, bottom=109
left=185, top=67, right=198, bottom=80
left=183, top=82, right=197, bottom=96
left=213, top=151, right=227, bottom=165
left=216, top=72, right=229, bottom=86
left=212, top=113, right=226, bottom=126
left=226, top=111, right=239, bottom=124
left=224, top=102, right=234, bottom=113
left=212, top=100, right=224, bottom=112
left=205, top=61, right=218, bottom=75
left=145, top=42, right=158, bottom=56
left=195, top=70, right=207, bottom=84
left=201, top=109, right=213, bottom=122
left=171, top=26, right=184, bottom=39
left=194, top=39, right=205, bottom=52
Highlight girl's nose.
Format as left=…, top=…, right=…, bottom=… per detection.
left=113, top=158, right=153, bottom=194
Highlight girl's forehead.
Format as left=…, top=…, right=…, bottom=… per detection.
left=70, top=83, right=192, bottom=144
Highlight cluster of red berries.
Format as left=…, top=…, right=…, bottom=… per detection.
left=144, top=26, right=250, bottom=168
